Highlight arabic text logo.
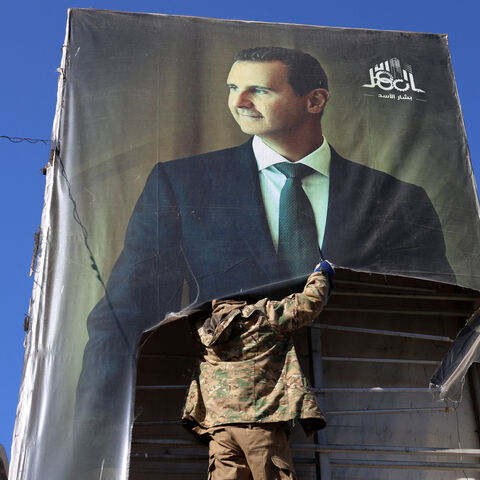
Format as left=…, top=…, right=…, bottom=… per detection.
left=363, top=58, right=425, bottom=94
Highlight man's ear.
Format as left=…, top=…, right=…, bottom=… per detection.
left=306, top=89, right=329, bottom=113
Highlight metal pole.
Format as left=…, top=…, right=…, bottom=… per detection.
left=322, top=356, right=439, bottom=365
left=309, top=323, right=453, bottom=342
left=315, top=387, right=437, bottom=393
left=309, top=325, right=331, bottom=480
left=328, top=459, right=480, bottom=471
left=333, top=279, right=437, bottom=293
left=136, top=385, right=188, bottom=390
left=134, top=420, right=181, bottom=425
left=467, top=363, right=480, bottom=445
left=326, top=407, right=449, bottom=416
left=332, top=290, right=478, bottom=302
left=323, top=306, right=469, bottom=317
left=289, top=444, right=480, bottom=456
left=307, top=328, right=322, bottom=480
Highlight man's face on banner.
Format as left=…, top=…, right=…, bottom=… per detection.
left=227, top=60, right=311, bottom=140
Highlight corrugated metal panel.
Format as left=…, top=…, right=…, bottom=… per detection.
left=130, top=269, right=480, bottom=479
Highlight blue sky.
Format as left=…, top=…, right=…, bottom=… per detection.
left=1, top=0, right=479, bottom=464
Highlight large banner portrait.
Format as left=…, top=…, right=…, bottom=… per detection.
left=11, top=8, right=480, bottom=480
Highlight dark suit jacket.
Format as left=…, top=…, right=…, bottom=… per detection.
left=75, top=138, right=454, bottom=469
left=162, top=139, right=454, bottom=295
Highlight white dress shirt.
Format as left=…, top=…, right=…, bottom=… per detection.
left=252, top=135, right=331, bottom=251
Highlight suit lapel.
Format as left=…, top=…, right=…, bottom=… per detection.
left=322, top=146, right=354, bottom=265
left=230, top=141, right=353, bottom=279
left=323, top=147, right=375, bottom=267
left=227, top=142, right=367, bottom=278
left=230, top=140, right=281, bottom=280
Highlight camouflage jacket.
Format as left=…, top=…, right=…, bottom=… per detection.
left=182, top=271, right=329, bottom=438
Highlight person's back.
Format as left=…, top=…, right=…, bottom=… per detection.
left=182, top=261, right=334, bottom=479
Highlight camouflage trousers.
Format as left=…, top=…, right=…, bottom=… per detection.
left=207, top=423, right=296, bottom=479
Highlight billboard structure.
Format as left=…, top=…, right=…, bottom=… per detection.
left=11, top=9, right=480, bottom=479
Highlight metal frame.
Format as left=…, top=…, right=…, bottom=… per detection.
left=131, top=275, right=480, bottom=479
left=132, top=438, right=480, bottom=460
left=299, top=291, right=478, bottom=478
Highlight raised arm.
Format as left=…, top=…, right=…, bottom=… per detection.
left=263, top=261, right=334, bottom=335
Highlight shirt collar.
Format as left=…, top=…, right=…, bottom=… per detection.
left=252, top=135, right=331, bottom=177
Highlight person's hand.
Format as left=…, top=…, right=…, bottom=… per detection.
left=315, top=260, right=334, bottom=278
left=314, top=260, right=335, bottom=298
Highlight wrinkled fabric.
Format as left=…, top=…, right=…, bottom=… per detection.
left=208, top=424, right=296, bottom=480
left=183, top=271, right=329, bottom=437
left=430, top=308, right=480, bottom=403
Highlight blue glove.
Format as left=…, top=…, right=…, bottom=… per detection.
left=314, top=260, right=335, bottom=298
left=315, top=260, right=334, bottom=278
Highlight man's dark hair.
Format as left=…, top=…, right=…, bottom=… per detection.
left=233, top=46, right=328, bottom=97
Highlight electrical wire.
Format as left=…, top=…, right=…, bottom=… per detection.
left=1, top=135, right=50, bottom=146
left=55, top=144, right=133, bottom=352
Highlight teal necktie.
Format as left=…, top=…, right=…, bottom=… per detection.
left=274, top=163, right=318, bottom=277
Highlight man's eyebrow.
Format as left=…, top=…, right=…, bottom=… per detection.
left=226, top=82, right=274, bottom=91
left=250, top=84, right=273, bottom=91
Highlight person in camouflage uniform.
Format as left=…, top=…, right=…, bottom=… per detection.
left=182, top=261, right=334, bottom=479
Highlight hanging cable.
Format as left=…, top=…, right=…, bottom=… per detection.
left=1, top=135, right=50, bottom=146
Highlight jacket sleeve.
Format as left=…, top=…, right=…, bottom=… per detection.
left=262, top=271, right=330, bottom=335
left=74, top=162, right=189, bottom=470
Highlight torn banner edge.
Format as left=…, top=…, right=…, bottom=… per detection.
left=430, top=306, right=480, bottom=404
left=9, top=9, right=71, bottom=480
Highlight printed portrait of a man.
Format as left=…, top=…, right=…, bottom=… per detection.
left=31, top=11, right=478, bottom=480
left=73, top=43, right=458, bottom=472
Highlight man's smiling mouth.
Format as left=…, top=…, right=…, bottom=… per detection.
left=237, top=111, right=263, bottom=118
